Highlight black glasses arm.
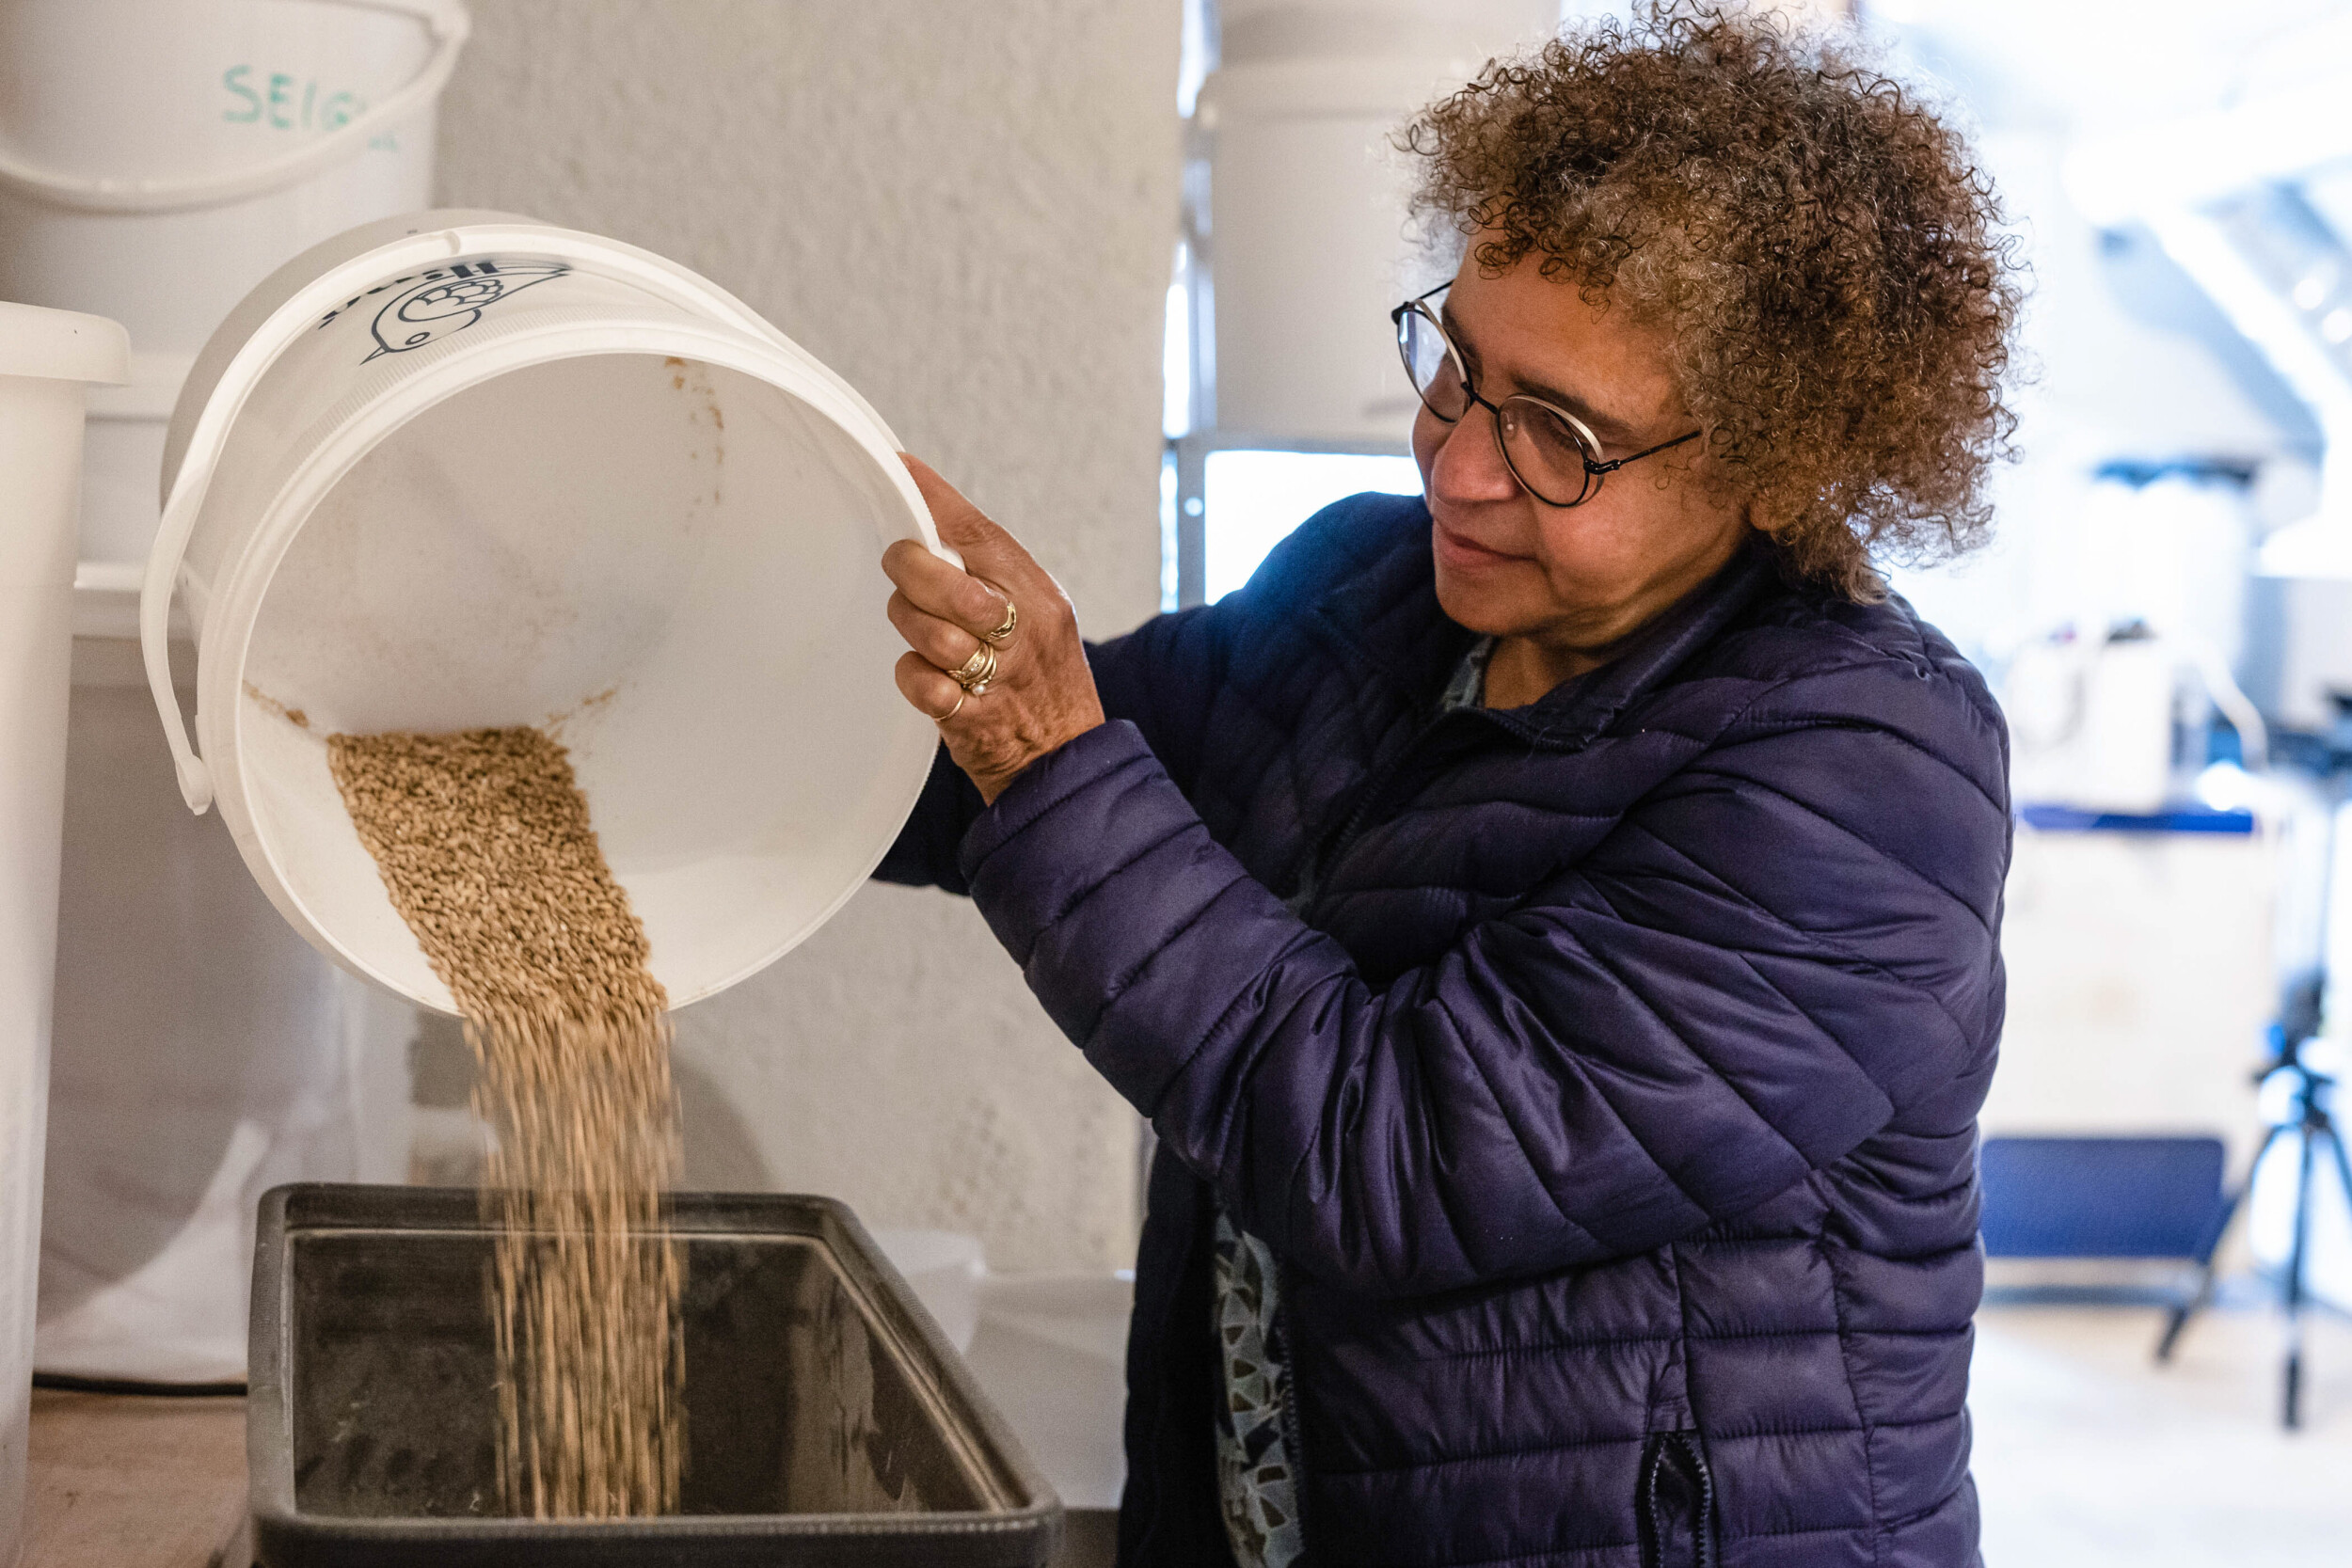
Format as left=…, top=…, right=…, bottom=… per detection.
left=1587, top=428, right=1702, bottom=476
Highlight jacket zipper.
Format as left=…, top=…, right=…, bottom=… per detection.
left=1639, top=1431, right=1718, bottom=1568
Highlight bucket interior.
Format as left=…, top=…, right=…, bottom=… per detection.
left=236, top=352, right=933, bottom=1011
left=288, top=1226, right=996, bottom=1517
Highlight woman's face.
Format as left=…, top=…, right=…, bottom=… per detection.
left=1413, top=254, right=1754, bottom=666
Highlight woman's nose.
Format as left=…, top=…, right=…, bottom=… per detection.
left=1424, top=401, right=1522, bottom=506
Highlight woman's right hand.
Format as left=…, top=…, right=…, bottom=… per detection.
left=882, top=455, right=1105, bottom=805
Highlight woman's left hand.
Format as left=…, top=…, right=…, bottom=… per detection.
left=882, top=455, right=1105, bottom=804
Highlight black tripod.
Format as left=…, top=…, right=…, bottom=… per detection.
left=2155, top=1004, right=2352, bottom=1431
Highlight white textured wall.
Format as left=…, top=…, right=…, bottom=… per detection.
left=435, top=0, right=1182, bottom=1271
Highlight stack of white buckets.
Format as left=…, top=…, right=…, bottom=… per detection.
left=2, top=9, right=948, bottom=1555
left=0, top=0, right=473, bottom=1399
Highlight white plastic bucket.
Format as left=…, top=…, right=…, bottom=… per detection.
left=145, top=211, right=949, bottom=1017
left=1198, top=1, right=1555, bottom=444
left=4, top=1, right=465, bottom=1388
left=872, top=1229, right=987, bottom=1354
left=0, top=299, right=127, bottom=1568
left=0, top=0, right=466, bottom=355
left=0, top=0, right=469, bottom=590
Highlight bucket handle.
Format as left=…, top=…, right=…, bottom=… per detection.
left=0, top=1, right=469, bottom=215
left=134, top=215, right=472, bottom=816
left=143, top=482, right=215, bottom=816
left=139, top=223, right=356, bottom=815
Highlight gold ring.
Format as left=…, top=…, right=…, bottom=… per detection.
left=934, top=689, right=967, bottom=722
left=948, top=643, right=997, bottom=694
left=982, top=598, right=1019, bottom=645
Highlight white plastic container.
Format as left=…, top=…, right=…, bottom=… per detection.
left=872, top=1229, right=987, bottom=1354
left=32, top=671, right=378, bottom=1388
left=0, top=0, right=469, bottom=583
left=1, top=2, right=468, bottom=1388
left=1199, top=1, right=1555, bottom=445
left=145, top=211, right=949, bottom=1016
left=0, top=299, right=128, bottom=1568
left=0, top=0, right=465, bottom=354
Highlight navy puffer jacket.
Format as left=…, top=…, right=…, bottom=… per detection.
left=878, top=493, right=2009, bottom=1568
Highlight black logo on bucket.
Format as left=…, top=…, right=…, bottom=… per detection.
left=315, top=259, right=573, bottom=362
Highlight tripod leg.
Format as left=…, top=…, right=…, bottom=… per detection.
left=2157, top=1264, right=2217, bottom=1364
left=2157, top=1124, right=2280, bottom=1364
left=2296, top=1117, right=2352, bottom=1433
left=2325, top=1118, right=2352, bottom=1234
left=2282, top=1124, right=2318, bottom=1431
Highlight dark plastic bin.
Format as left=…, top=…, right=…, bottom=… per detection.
left=248, top=1184, right=1061, bottom=1566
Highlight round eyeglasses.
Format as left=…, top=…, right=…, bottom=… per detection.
left=1391, top=283, right=1701, bottom=508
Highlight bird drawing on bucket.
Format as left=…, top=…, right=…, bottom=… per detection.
left=363, top=261, right=571, bottom=361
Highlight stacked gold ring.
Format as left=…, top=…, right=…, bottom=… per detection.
left=949, top=643, right=998, bottom=696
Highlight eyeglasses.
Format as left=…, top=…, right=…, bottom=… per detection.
left=1391, top=283, right=1701, bottom=508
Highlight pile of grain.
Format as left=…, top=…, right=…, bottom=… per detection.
left=327, top=725, right=683, bottom=1518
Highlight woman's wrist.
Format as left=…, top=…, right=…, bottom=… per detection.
left=965, top=708, right=1106, bottom=805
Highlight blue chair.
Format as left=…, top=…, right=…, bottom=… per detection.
left=1979, top=1135, right=2232, bottom=1262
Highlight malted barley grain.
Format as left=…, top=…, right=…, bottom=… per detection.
left=328, top=725, right=683, bottom=1518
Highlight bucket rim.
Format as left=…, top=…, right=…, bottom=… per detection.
left=194, top=314, right=941, bottom=1016
left=146, top=210, right=924, bottom=818
left=162, top=212, right=899, bottom=503
left=0, top=300, right=128, bottom=385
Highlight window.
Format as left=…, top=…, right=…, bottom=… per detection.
left=1201, top=451, right=1423, bottom=601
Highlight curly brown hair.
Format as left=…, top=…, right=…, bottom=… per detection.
left=1401, top=1, right=2022, bottom=598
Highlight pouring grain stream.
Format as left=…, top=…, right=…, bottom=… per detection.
left=326, top=726, right=683, bottom=1517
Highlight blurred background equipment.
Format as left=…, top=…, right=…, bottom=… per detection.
left=2156, top=1011, right=2352, bottom=1430
left=1853, top=0, right=2352, bottom=1357
left=0, top=0, right=469, bottom=1386
left=0, top=299, right=127, bottom=1568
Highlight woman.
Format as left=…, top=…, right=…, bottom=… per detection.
left=877, top=7, right=2018, bottom=1566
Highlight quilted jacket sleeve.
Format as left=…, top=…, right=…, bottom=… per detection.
left=958, top=659, right=2010, bottom=1298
